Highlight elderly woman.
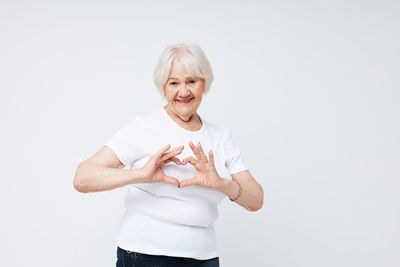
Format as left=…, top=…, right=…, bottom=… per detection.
left=73, top=43, right=264, bottom=267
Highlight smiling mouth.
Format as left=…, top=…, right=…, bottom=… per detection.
left=176, top=98, right=193, bottom=104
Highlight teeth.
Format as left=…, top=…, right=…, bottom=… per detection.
left=178, top=98, right=192, bottom=103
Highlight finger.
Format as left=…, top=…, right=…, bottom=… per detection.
left=178, top=176, right=197, bottom=188
left=182, top=156, right=197, bottom=166
left=208, top=149, right=214, bottom=164
left=160, top=147, right=184, bottom=162
left=161, top=175, right=180, bottom=186
left=160, top=156, right=182, bottom=166
left=163, top=144, right=184, bottom=154
left=156, top=144, right=171, bottom=157
left=160, top=158, right=172, bottom=166
left=167, top=145, right=185, bottom=153
left=169, top=156, right=182, bottom=165
left=158, top=169, right=180, bottom=186
left=196, top=142, right=208, bottom=163
left=151, top=145, right=171, bottom=162
left=188, top=141, right=201, bottom=160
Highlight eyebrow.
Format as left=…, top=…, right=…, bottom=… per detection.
left=168, top=77, right=196, bottom=80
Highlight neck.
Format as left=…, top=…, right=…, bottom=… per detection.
left=163, top=105, right=203, bottom=130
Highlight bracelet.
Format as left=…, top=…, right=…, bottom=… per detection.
left=230, top=180, right=242, bottom=202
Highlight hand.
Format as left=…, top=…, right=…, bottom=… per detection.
left=179, top=141, right=223, bottom=189
left=140, top=144, right=184, bottom=186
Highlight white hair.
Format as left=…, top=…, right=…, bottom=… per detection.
left=153, top=42, right=214, bottom=97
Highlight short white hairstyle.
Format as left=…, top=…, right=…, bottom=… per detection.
left=153, top=42, right=214, bottom=97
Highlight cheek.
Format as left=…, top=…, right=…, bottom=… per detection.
left=164, top=89, right=176, bottom=101
left=194, top=89, right=204, bottom=99
left=195, top=83, right=205, bottom=96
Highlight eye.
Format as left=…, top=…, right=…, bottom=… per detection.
left=170, top=81, right=177, bottom=86
left=189, top=80, right=196, bottom=84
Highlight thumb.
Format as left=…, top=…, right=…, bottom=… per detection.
left=161, top=175, right=180, bottom=187
left=179, top=176, right=197, bottom=188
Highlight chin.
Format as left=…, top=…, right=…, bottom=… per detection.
left=175, top=105, right=196, bottom=115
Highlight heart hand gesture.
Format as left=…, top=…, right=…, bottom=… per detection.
left=140, top=144, right=184, bottom=186
left=179, top=141, right=222, bottom=189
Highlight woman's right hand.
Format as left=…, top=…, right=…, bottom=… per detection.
left=139, top=144, right=184, bottom=186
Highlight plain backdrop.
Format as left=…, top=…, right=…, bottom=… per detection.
left=1, top=0, right=399, bottom=266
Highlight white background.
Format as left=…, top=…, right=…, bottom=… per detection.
left=1, top=0, right=399, bottom=266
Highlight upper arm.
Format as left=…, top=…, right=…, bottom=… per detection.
left=82, top=145, right=126, bottom=169
left=223, top=128, right=248, bottom=175
left=102, top=116, right=145, bottom=168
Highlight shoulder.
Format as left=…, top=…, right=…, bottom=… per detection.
left=121, top=114, right=145, bottom=130
left=126, top=107, right=163, bottom=130
left=110, top=112, right=147, bottom=137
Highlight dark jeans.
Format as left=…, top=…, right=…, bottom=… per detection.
left=116, top=246, right=220, bottom=267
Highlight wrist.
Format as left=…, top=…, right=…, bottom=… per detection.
left=128, top=168, right=146, bottom=184
left=216, top=178, right=240, bottom=201
left=215, top=177, right=226, bottom=191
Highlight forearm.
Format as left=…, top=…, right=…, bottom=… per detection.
left=216, top=177, right=264, bottom=211
left=73, top=162, right=145, bottom=193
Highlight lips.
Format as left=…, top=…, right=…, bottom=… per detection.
left=176, top=98, right=193, bottom=104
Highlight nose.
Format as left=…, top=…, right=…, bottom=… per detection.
left=178, top=84, right=191, bottom=97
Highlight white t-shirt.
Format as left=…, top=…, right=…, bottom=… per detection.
left=104, top=106, right=248, bottom=260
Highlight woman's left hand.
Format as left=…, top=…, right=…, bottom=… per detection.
left=179, top=141, right=223, bottom=189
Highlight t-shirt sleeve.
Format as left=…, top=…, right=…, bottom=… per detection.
left=104, top=116, right=144, bottom=168
left=223, top=129, right=249, bottom=175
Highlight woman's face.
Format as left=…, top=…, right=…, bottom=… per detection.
left=164, top=59, right=204, bottom=122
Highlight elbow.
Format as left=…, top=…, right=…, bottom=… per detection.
left=246, top=202, right=263, bottom=212
left=73, top=178, right=87, bottom=193
left=246, top=185, right=264, bottom=212
left=73, top=163, right=89, bottom=193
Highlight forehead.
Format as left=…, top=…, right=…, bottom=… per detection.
left=168, top=59, right=196, bottom=79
